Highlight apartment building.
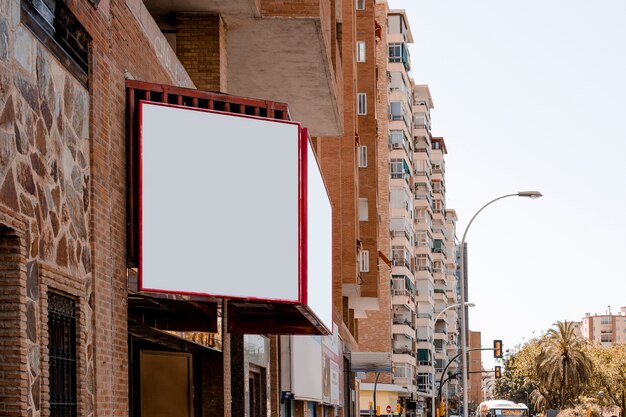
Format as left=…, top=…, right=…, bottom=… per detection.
left=357, top=8, right=461, bottom=417
left=579, top=307, right=626, bottom=345
left=0, top=0, right=384, bottom=416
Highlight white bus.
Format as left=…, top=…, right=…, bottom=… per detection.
left=476, top=400, right=529, bottom=417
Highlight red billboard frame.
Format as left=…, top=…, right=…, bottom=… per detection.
left=136, top=100, right=332, bottom=334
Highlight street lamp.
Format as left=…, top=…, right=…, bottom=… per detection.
left=431, top=302, right=475, bottom=417
left=459, top=191, right=542, bottom=417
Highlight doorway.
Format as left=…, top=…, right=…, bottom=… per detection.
left=140, top=350, right=193, bottom=417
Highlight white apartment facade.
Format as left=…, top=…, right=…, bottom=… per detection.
left=579, top=307, right=626, bottom=345
left=388, top=10, right=461, bottom=413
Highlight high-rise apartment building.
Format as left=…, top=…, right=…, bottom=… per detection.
left=579, top=307, right=626, bottom=345
left=357, top=7, right=461, bottom=417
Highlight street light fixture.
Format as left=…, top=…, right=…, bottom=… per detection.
left=459, top=191, right=542, bottom=417
left=431, top=302, right=475, bottom=417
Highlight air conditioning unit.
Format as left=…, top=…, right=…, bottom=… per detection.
left=392, top=143, right=403, bottom=149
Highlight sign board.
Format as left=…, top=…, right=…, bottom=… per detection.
left=138, top=101, right=333, bottom=333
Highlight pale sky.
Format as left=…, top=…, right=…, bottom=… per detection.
left=389, top=0, right=626, bottom=369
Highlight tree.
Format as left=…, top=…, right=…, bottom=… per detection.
left=535, top=321, right=593, bottom=408
left=586, top=343, right=626, bottom=413
left=495, top=340, right=540, bottom=406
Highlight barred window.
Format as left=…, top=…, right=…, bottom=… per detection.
left=48, top=292, right=77, bottom=417
left=21, top=0, right=91, bottom=86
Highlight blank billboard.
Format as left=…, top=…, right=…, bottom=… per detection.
left=138, top=101, right=332, bottom=332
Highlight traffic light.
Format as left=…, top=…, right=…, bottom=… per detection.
left=494, top=365, right=502, bottom=379
left=493, top=339, right=503, bottom=358
left=396, top=404, right=402, bottom=414
left=439, top=401, right=446, bottom=417
left=376, top=405, right=381, bottom=416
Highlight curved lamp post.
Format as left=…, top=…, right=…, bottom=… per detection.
left=432, top=302, right=475, bottom=417
left=459, top=191, right=542, bottom=417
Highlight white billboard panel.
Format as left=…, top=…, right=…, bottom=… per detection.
left=306, top=142, right=333, bottom=332
left=140, top=102, right=299, bottom=301
left=139, top=101, right=333, bottom=334
left=291, top=336, right=323, bottom=401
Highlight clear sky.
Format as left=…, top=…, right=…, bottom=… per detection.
left=389, top=0, right=626, bottom=369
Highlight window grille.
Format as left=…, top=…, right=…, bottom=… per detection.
left=48, top=292, right=77, bottom=417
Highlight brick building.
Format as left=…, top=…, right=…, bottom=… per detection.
left=0, top=0, right=379, bottom=416
left=356, top=6, right=461, bottom=417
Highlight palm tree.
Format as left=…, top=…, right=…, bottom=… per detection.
left=535, top=321, right=593, bottom=408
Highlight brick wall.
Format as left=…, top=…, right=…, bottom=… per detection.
left=0, top=0, right=197, bottom=414
left=0, top=217, right=27, bottom=417
left=356, top=0, right=380, bottom=299
left=176, top=14, right=227, bottom=93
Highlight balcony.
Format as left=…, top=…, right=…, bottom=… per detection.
left=434, top=289, right=447, bottom=303
left=388, top=42, right=411, bottom=72
left=392, top=290, right=416, bottom=311
left=393, top=322, right=416, bottom=339
left=140, top=0, right=341, bottom=136
left=390, top=172, right=411, bottom=188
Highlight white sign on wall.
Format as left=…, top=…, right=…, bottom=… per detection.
left=139, top=101, right=332, bottom=332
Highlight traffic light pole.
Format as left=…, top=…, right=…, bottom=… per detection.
left=436, top=348, right=496, bottom=416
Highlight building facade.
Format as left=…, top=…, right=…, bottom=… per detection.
left=357, top=7, right=461, bottom=417
left=0, top=0, right=384, bottom=416
left=579, top=307, right=626, bottom=345
left=0, top=0, right=466, bottom=416
left=468, top=331, right=483, bottom=407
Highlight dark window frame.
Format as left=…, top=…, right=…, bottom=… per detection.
left=48, top=292, right=78, bottom=417
left=21, top=0, right=91, bottom=87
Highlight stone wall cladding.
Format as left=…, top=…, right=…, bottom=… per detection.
left=0, top=0, right=194, bottom=414
left=0, top=6, right=93, bottom=412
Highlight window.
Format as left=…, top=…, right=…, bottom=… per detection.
left=389, top=43, right=402, bottom=63
left=357, top=41, right=366, bottom=62
left=48, top=292, right=77, bottom=417
left=390, top=158, right=405, bottom=179
left=358, top=145, right=367, bottom=168
left=388, top=43, right=410, bottom=71
left=356, top=0, right=365, bottom=10
left=359, top=250, right=369, bottom=272
left=358, top=198, right=368, bottom=221
left=21, top=0, right=91, bottom=86
left=357, top=93, right=367, bottom=115
left=393, top=363, right=414, bottom=380
left=389, top=130, right=406, bottom=149
left=392, top=246, right=410, bottom=269
left=417, top=373, right=431, bottom=391
left=416, top=254, right=431, bottom=271
left=389, top=101, right=402, bottom=121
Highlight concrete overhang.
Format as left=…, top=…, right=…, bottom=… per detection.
left=226, top=15, right=342, bottom=137
left=141, top=0, right=342, bottom=137
left=349, top=296, right=381, bottom=319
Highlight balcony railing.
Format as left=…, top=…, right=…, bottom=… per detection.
left=391, top=230, right=412, bottom=242
left=393, top=347, right=416, bottom=356
left=392, top=288, right=411, bottom=297
left=392, top=258, right=411, bottom=270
